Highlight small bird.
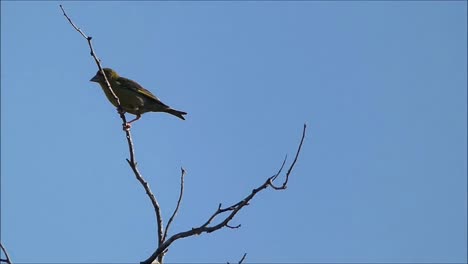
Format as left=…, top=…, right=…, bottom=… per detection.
left=90, top=68, right=187, bottom=129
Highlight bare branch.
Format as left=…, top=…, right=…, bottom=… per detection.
left=59, top=5, right=121, bottom=110
left=227, top=252, right=247, bottom=264
left=142, top=124, right=307, bottom=264
left=159, top=168, right=186, bottom=263
left=271, top=155, right=287, bottom=182
left=127, top=158, right=164, bottom=246
left=163, top=167, right=187, bottom=241
left=270, top=123, right=306, bottom=190
left=226, top=223, right=241, bottom=229
left=60, top=3, right=164, bottom=251
left=238, top=253, right=247, bottom=264
left=59, top=4, right=87, bottom=39
left=0, top=242, right=12, bottom=264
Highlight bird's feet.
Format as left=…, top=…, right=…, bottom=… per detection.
left=123, top=123, right=132, bottom=131
left=124, top=114, right=141, bottom=131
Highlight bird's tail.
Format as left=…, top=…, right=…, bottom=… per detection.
left=165, top=108, right=187, bottom=120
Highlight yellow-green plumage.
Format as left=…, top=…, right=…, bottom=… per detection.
left=90, top=68, right=187, bottom=123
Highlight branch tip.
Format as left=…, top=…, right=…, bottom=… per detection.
left=238, top=253, right=247, bottom=264
left=226, top=223, right=241, bottom=229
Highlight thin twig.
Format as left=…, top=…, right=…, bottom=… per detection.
left=227, top=252, right=247, bottom=264
left=141, top=124, right=307, bottom=264
left=226, top=223, right=241, bottom=229
left=163, top=167, right=186, bottom=241
left=126, top=158, right=164, bottom=246
left=238, top=253, right=247, bottom=264
left=159, top=168, right=186, bottom=263
left=60, top=3, right=164, bottom=251
left=271, top=155, right=287, bottom=182
left=59, top=5, right=121, bottom=109
left=0, top=242, right=12, bottom=264
left=271, top=123, right=306, bottom=190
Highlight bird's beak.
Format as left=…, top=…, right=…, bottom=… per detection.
left=90, top=74, right=99, bottom=82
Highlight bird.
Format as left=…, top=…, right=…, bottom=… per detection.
left=90, top=68, right=187, bottom=129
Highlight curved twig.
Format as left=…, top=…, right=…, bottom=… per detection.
left=238, top=253, right=247, bottom=264
left=163, top=167, right=186, bottom=241
left=159, top=167, right=186, bottom=263
left=227, top=253, right=247, bottom=264
left=0, top=242, right=12, bottom=264
left=270, top=123, right=306, bottom=190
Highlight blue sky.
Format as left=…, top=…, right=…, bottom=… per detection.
left=1, top=1, right=466, bottom=263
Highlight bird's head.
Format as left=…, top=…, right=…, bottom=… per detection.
left=90, top=68, right=120, bottom=83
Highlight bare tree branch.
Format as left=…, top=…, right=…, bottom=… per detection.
left=158, top=167, right=186, bottom=263
left=127, top=158, right=164, bottom=246
left=59, top=5, right=121, bottom=109
left=225, top=223, right=242, bottom=229
left=0, top=242, right=12, bottom=264
left=227, top=252, right=247, bottom=264
left=163, top=167, right=187, bottom=241
left=238, top=253, right=247, bottom=264
left=142, top=124, right=307, bottom=264
left=60, top=4, right=164, bottom=250
left=271, top=123, right=306, bottom=190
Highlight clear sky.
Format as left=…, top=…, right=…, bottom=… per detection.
left=1, top=1, right=466, bottom=263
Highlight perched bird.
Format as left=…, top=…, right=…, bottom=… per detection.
left=90, top=68, right=187, bottom=128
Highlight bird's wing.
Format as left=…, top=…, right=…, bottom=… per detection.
left=117, top=77, right=169, bottom=107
